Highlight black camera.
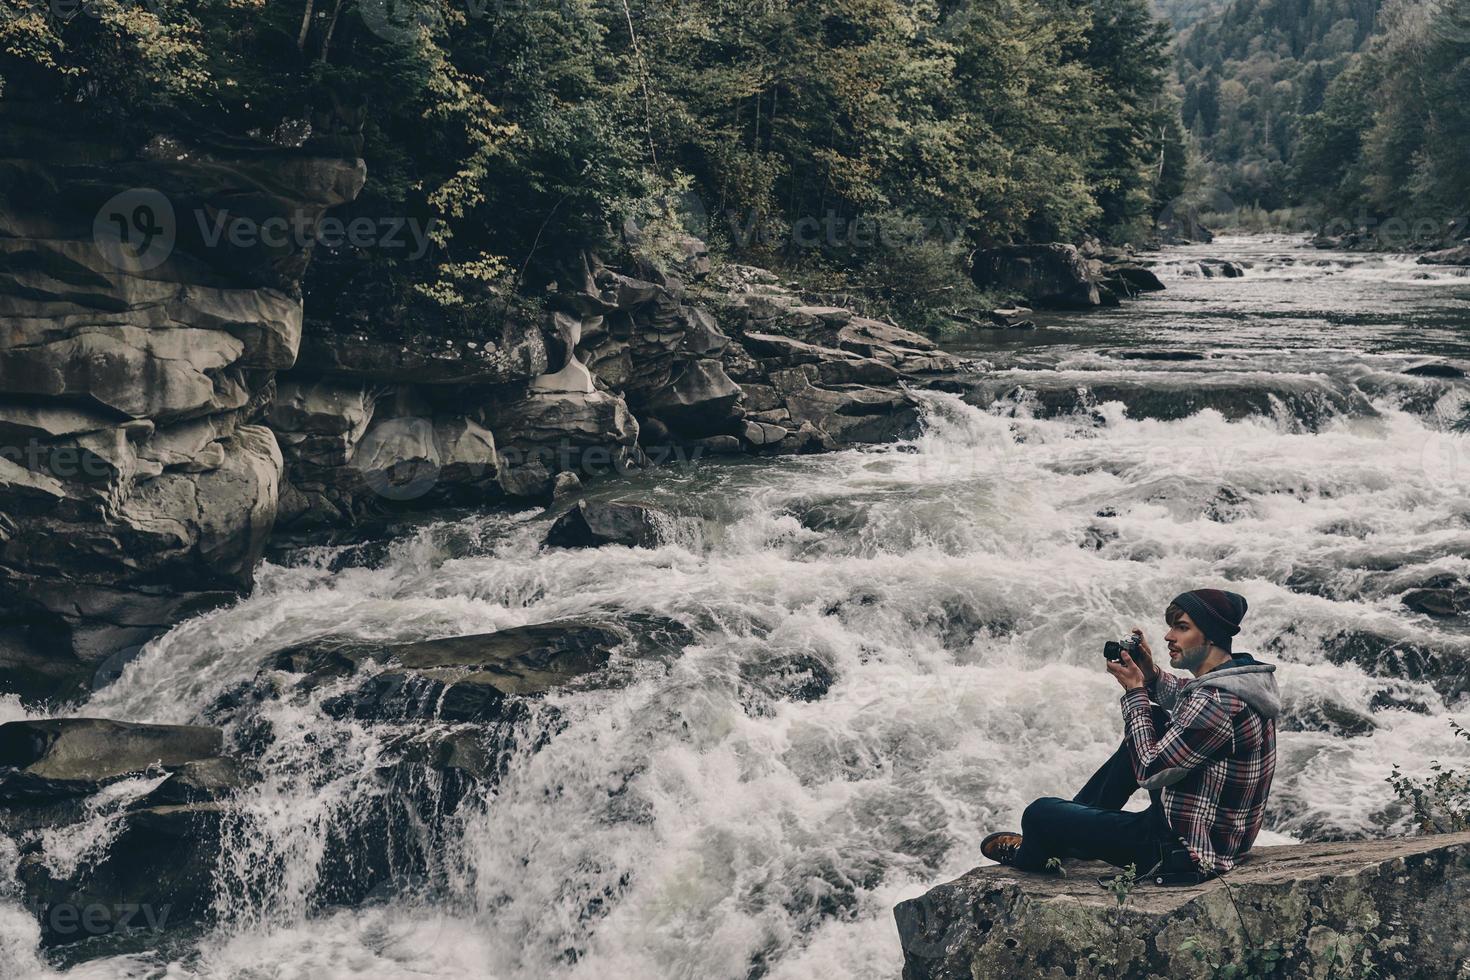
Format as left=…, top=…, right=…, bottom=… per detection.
left=1103, top=634, right=1144, bottom=662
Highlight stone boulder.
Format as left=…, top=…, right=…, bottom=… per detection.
left=0, top=717, right=237, bottom=946
left=1104, top=264, right=1167, bottom=297
left=0, top=102, right=365, bottom=700
left=266, top=379, right=376, bottom=461
left=16, top=800, right=228, bottom=946
left=485, top=389, right=639, bottom=497
left=1308, top=628, right=1470, bottom=701
left=544, top=500, right=670, bottom=550
left=638, top=358, right=744, bottom=435
left=2, top=424, right=284, bottom=699
left=895, top=832, right=1470, bottom=980
left=1199, top=259, right=1245, bottom=278
left=704, top=269, right=970, bottom=453
left=971, top=244, right=1103, bottom=309
left=1278, top=693, right=1376, bottom=737
left=1398, top=573, right=1470, bottom=618
left=0, top=718, right=222, bottom=791
left=1418, top=245, right=1470, bottom=266
left=1403, top=362, right=1465, bottom=379
left=268, top=381, right=506, bottom=525
left=269, top=619, right=636, bottom=722
left=559, top=257, right=745, bottom=439
left=768, top=365, right=923, bottom=446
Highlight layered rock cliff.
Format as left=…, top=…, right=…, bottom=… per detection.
left=0, top=115, right=977, bottom=703
left=0, top=102, right=366, bottom=701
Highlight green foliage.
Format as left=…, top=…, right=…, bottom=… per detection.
left=1174, top=0, right=1382, bottom=209
left=1, top=0, right=1185, bottom=326
left=1173, top=0, right=1467, bottom=236
left=1181, top=935, right=1291, bottom=979
left=1295, top=0, right=1470, bottom=229
left=1387, top=720, right=1470, bottom=833
left=1102, top=862, right=1138, bottom=909
left=1324, top=931, right=1383, bottom=980
left=1078, top=863, right=1141, bottom=977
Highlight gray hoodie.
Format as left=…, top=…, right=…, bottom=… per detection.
left=1163, top=653, right=1282, bottom=720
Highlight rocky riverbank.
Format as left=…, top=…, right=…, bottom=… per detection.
left=3, top=114, right=1194, bottom=708
left=0, top=111, right=986, bottom=705
left=0, top=107, right=1220, bottom=959
left=0, top=618, right=687, bottom=946
left=894, top=832, right=1470, bottom=979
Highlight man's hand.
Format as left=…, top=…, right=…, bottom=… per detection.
left=1129, top=627, right=1159, bottom=684
left=1108, top=651, right=1147, bottom=691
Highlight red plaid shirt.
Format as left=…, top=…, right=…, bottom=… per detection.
left=1120, top=671, right=1277, bottom=872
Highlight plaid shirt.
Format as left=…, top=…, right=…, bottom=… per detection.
left=1120, top=671, right=1277, bottom=873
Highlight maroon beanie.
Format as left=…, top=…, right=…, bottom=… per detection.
left=1169, top=589, right=1248, bottom=651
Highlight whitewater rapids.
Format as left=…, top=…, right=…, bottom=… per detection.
left=3, top=235, right=1470, bottom=979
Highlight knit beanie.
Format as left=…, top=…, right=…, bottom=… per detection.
left=1168, top=589, right=1248, bottom=652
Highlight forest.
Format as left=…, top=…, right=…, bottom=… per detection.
left=0, top=0, right=1464, bottom=323
left=2, top=0, right=1184, bottom=326
left=3, top=1, right=1470, bottom=977
left=1172, top=0, right=1469, bottom=235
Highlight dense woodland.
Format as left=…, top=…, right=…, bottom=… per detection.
left=1173, top=0, right=1380, bottom=208
left=1172, top=0, right=1469, bottom=231
left=0, top=0, right=1465, bottom=327
left=1292, top=0, right=1470, bottom=227
left=0, top=0, right=1184, bottom=325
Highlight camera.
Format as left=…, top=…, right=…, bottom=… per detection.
left=1103, top=634, right=1144, bottom=662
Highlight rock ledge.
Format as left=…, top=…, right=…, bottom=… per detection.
left=895, top=832, right=1470, bottom=979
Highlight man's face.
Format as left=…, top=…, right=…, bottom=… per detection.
left=1165, top=612, right=1210, bottom=668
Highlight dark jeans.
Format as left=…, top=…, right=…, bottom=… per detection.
left=1010, top=708, right=1186, bottom=873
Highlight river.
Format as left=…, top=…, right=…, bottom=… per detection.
left=4, top=235, right=1470, bottom=979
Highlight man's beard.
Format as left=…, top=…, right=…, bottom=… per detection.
left=1172, top=642, right=1213, bottom=672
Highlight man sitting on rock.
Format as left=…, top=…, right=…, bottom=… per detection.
left=981, top=589, right=1280, bottom=877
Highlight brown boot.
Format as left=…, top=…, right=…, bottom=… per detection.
left=980, top=831, right=1023, bottom=866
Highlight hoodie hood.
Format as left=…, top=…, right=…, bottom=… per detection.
left=1184, top=653, right=1281, bottom=720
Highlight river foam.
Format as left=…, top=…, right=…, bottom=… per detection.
left=6, top=238, right=1470, bottom=979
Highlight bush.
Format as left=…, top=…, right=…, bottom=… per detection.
left=1387, top=720, right=1470, bottom=833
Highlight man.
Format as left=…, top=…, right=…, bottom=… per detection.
left=981, top=588, right=1280, bottom=876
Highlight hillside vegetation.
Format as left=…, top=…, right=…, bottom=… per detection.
left=1, top=0, right=1184, bottom=323
left=1173, top=0, right=1468, bottom=238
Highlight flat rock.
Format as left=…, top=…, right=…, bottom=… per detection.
left=1418, top=245, right=1470, bottom=266
left=896, top=832, right=1470, bottom=980
left=0, top=718, right=222, bottom=785
left=545, top=499, right=669, bottom=549
left=837, top=317, right=937, bottom=355
left=273, top=619, right=638, bottom=722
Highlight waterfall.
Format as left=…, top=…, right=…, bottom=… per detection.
left=6, top=236, right=1470, bottom=979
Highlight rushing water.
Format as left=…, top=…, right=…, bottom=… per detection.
left=5, top=235, right=1470, bottom=979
